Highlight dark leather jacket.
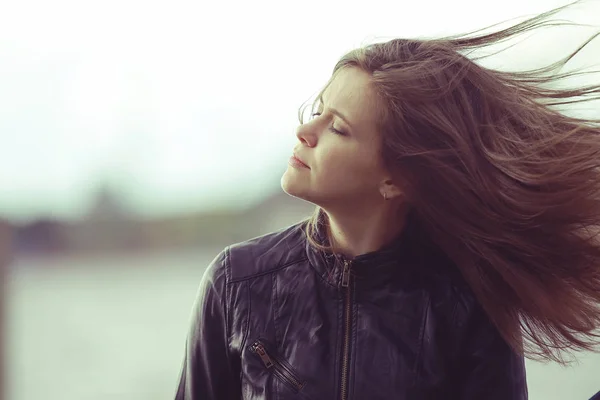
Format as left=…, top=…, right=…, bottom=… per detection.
left=175, top=218, right=528, bottom=399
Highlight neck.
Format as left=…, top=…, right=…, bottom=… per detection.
left=324, top=201, right=409, bottom=259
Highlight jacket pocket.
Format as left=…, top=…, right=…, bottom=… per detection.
left=249, top=339, right=305, bottom=393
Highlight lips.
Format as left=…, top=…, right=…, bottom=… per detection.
left=292, top=153, right=309, bottom=168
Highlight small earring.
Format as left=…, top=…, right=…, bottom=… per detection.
left=383, top=192, right=388, bottom=201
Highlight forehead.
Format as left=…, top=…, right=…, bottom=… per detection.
left=322, top=68, right=381, bottom=133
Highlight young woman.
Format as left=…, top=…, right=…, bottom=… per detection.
left=175, top=3, right=600, bottom=399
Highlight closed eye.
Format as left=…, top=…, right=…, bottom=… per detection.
left=329, top=126, right=346, bottom=136
left=310, top=112, right=347, bottom=136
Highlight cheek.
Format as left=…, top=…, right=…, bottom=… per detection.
left=319, top=148, right=381, bottom=183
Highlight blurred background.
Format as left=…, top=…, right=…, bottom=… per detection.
left=1, top=0, right=599, bottom=399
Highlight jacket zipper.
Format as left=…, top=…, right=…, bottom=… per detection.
left=340, top=259, right=352, bottom=400
left=250, top=340, right=305, bottom=392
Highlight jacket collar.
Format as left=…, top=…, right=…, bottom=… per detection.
left=305, top=210, right=440, bottom=287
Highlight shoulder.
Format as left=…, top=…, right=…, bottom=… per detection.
left=418, top=259, right=485, bottom=360
left=414, top=245, right=478, bottom=329
left=221, top=220, right=309, bottom=282
left=425, top=254, right=482, bottom=329
left=426, top=265, right=487, bottom=339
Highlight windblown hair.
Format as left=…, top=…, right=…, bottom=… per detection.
left=300, top=1, right=600, bottom=364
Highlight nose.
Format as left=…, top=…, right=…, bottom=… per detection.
left=295, top=122, right=317, bottom=148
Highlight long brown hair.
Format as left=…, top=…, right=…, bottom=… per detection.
left=300, top=1, right=600, bottom=364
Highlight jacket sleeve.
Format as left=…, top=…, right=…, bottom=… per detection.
left=175, top=248, right=241, bottom=400
left=456, top=298, right=528, bottom=400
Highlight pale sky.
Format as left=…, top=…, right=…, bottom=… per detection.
left=0, top=0, right=597, bottom=221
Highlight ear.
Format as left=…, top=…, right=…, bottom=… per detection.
left=379, top=178, right=403, bottom=200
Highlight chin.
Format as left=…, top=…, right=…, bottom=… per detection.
left=281, top=171, right=312, bottom=202
left=281, top=167, right=336, bottom=208
left=281, top=172, right=301, bottom=196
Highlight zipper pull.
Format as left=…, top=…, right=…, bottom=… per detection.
left=341, top=260, right=350, bottom=288
left=252, top=342, right=274, bottom=368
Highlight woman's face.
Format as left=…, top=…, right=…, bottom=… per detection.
left=281, top=67, right=392, bottom=210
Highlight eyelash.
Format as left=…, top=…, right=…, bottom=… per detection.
left=310, top=112, right=346, bottom=136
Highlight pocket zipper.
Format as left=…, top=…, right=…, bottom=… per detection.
left=250, top=340, right=305, bottom=392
